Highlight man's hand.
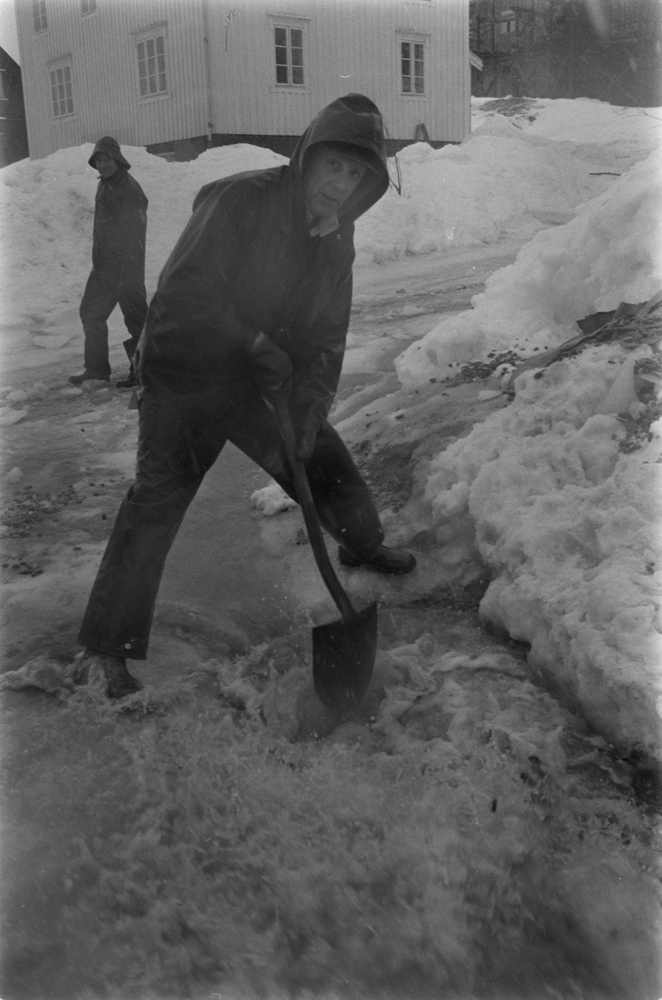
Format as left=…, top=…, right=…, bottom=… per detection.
left=249, top=332, right=293, bottom=396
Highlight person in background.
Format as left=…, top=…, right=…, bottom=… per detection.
left=73, top=95, right=416, bottom=699
left=69, top=136, right=148, bottom=389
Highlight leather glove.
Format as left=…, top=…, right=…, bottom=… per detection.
left=249, top=332, right=293, bottom=397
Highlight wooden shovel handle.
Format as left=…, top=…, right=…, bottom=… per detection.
left=271, top=395, right=357, bottom=625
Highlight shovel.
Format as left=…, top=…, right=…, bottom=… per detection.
left=272, top=396, right=378, bottom=714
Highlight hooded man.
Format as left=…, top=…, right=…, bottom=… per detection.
left=74, top=94, right=416, bottom=698
left=69, top=136, right=148, bottom=388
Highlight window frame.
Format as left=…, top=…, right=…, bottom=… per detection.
left=33, top=0, right=47, bottom=33
left=269, top=16, right=309, bottom=91
left=398, top=34, right=427, bottom=97
left=49, top=58, right=75, bottom=119
left=134, top=26, right=169, bottom=101
left=500, top=9, right=516, bottom=33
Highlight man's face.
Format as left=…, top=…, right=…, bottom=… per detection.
left=304, top=145, right=368, bottom=219
left=94, top=151, right=118, bottom=178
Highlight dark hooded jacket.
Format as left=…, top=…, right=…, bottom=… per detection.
left=138, top=94, right=389, bottom=425
left=89, top=136, right=148, bottom=274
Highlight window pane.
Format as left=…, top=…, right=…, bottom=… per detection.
left=137, top=34, right=167, bottom=96
left=275, top=24, right=305, bottom=87
left=402, top=76, right=411, bottom=93
left=51, top=64, right=74, bottom=116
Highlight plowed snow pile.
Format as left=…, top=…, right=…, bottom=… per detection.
left=393, top=149, right=662, bottom=761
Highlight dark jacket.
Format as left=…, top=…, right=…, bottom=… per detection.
left=89, top=136, right=148, bottom=274
left=139, top=94, right=389, bottom=425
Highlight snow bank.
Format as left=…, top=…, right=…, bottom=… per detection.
left=472, top=96, right=662, bottom=167
left=395, top=149, right=662, bottom=387
left=418, top=346, right=662, bottom=757
left=0, top=143, right=287, bottom=325
left=393, top=148, right=662, bottom=759
left=353, top=121, right=612, bottom=265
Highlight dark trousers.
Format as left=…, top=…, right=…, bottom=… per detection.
left=79, top=267, right=148, bottom=379
left=78, top=384, right=384, bottom=659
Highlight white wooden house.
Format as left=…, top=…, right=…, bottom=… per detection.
left=15, top=0, right=471, bottom=161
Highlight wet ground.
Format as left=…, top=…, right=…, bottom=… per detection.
left=1, top=242, right=660, bottom=1000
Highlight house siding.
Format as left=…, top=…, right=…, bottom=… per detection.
left=16, top=0, right=208, bottom=159
left=209, top=0, right=469, bottom=143
left=16, top=0, right=469, bottom=160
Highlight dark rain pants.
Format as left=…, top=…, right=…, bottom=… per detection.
left=79, top=267, right=148, bottom=379
left=78, top=384, right=384, bottom=659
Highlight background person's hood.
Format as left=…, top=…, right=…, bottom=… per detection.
left=88, top=136, right=131, bottom=170
left=290, top=94, right=390, bottom=223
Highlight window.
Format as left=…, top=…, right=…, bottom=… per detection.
left=274, top=25, right=304, bottom=86
left=50, top=61, right=74, bottom=117
left=81, top=0, right=97, bottom=14
left=136, top=32, right=167, bottom=97
left=401, top=39, right=424, bottom=95
left=500, top=9, right=516, bottom=33
left=33, top=0, right=47, bottom=32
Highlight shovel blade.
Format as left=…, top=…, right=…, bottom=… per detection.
left=312, top=602, right=378, bottom=715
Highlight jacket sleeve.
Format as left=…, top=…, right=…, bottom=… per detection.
left=289, top=264, right=353, bottom=431
left=151, top=180, right=262, bottom=351
left=120, top=179, right=148, bottom=264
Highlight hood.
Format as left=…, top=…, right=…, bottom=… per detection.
left=290, top=94, right=389, bottom=223
left=88, top=136, right=131, bottom=170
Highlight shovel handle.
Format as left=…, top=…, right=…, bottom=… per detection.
left=271, top=395, right=357, bottom=625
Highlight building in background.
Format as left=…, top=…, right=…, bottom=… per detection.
left=0, top=45, right=29, bottom=164
left=469, top=0, right=662, bottom=106
left=15, top=0, right=471, bottom=162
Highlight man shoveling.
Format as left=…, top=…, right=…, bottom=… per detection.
left=74, top=95, right=416, bottom=699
